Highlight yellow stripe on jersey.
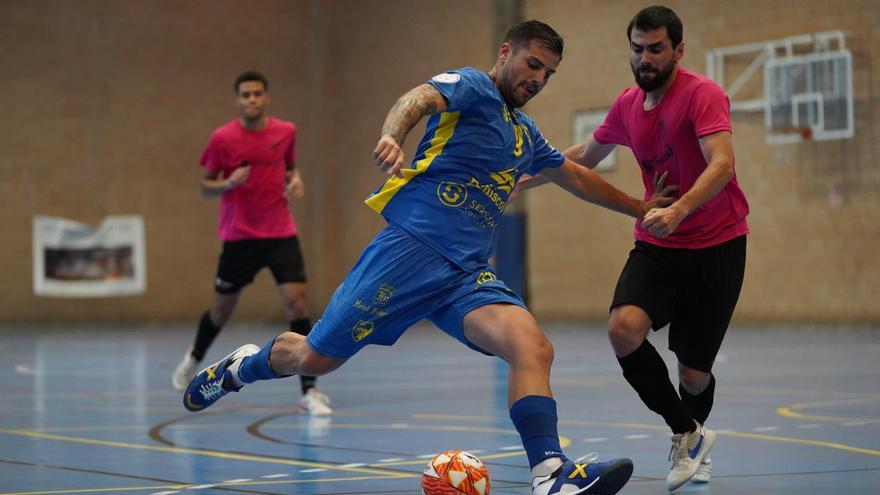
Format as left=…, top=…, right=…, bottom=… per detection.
left=365, top=111, right=461, bottom=213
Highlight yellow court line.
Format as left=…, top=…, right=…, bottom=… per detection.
left=0, top=476, right=412, bottom=495
left=777, top=396, right=880, bottom=423
left=0, top=429, right=407, bottom=477
left=720, top=430, right=880, bottom=457
left=414, top=413, right=880, bottom=458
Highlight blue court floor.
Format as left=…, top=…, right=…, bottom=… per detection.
left=0, top=322, right=878, bottom=494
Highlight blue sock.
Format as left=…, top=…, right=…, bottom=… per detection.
left=237, top=337, right=283, bottom=383
left=510, top=395, right=564, bottom=468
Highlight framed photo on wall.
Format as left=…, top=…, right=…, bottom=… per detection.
left=572, top=109, right=616, bottom=172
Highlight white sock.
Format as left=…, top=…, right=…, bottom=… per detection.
left=531, top=456, right=564, bottom=478
left=225, top=358, right=245, bottom=388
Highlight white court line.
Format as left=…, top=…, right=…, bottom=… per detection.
left=583, top=437, right=608, bottom=443
left=222, top=478, right=253, bottom=483
left=261, top=473, right=289, bottom=478
left=188, top=485, right=216, bottom=490
left=377, top=458, right=404, bottom=463
left=417, top=454, right=436, bottom=459
left=754, top=426, right=779, bottom=432
left=624, top=434, right=650, bottom=440
left=339, top=463, right=367, bottom=468
left=843, top=421, right=867, bottom=426
left=299, top=468, right=327, bottom=473
left=150, top=491, right=179, bottom=495
left=796, top=423, right=822, bottom=429
left=500, top=445, right=523, bottom=451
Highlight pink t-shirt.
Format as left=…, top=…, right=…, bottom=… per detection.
left=594, top=67, right=749, bottom=248
left=200, top=117, right=298, bottom=241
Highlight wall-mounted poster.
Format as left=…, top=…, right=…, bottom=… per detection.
left=33, top=215, right=146, bottom=297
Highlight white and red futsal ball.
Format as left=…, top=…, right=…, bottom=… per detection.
left=421, top=449, right=490, bottom=495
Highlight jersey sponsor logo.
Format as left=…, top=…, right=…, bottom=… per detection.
left=489, top=168, right=517, bottom=193
left=437, top=181, right=467, bottom=207
left=373, top=284, right=394, bottom=306
left=352, top=320, right=374, bottom=342
left=476, top=271, right=497, bottom=285
left=640, top=144, right=674, bottom=175
left=431, top=72, right=461, bottom=84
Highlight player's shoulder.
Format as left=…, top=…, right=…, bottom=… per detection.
left=208, top=119, right=241, bottom=141
left=678, top=67, right=727, bottom=96
left=430, top=67, right=491, bottom=88
left=613, top=85, right=642, bottom=106
left=267, top=117, right=297, bottom=134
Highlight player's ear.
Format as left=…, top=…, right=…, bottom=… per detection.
left=498, top=42, right=512, bottom=64
left=674, top=41, right=684, bottom=62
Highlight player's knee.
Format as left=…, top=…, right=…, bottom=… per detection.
left=512, top=332, right=554, bottom=369
left=679, top=366, right=711, bottom=393
left=607, top=315, right=644, bottom=355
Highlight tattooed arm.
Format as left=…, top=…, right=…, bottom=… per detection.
left=373, top=84, right=448, bottom=178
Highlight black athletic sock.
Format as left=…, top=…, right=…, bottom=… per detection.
left=617, top=340, right=694, bottom=434
left=680, top=374, right=715, bottom=425
left=289, top=319, right=316, bottom=394
left=191, top=311, right=222, bottom=362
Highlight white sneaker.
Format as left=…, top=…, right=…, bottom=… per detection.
left=298, top=388, right=332, bottom=416
left=691, top=455, right=711, bottom=483
left=171, top=350, right=201, bottom=391
left=666, top=423, right=716, bottom=492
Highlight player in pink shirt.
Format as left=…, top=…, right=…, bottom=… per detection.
left=574, top=7, right=745, bottom=491
left=517, top=5, right=746, bottom=491
left=171, top=71, right=331, bottom=415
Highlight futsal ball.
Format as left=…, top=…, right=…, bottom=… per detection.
left=421, top=450, right=490, bottom=495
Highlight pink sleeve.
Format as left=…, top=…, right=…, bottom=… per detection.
left=199, top=134, right=225, bottom=173
left=691, top=82, right=732, bottom=137
left=286, top=124, right=297, bottom=167
left=592, top=93, right=629, bottom=146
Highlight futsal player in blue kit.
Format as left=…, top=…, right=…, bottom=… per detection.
left=184, top=20, right=676, bottom=495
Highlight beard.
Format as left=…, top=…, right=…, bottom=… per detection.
left=632, top=61, right=675, bottom=92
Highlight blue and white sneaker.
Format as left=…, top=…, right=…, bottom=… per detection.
left=666, top=423, right=716, bottom=492
left=183, top=344, right=260, bottom=412
left=532, top=452, right=634, bottom=495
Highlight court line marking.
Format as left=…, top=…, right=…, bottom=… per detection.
left=409, top=414, right=880, bottom=459
left=0, top=428, right=409, bottom=477
left=778, top=397, right=880, bottom=423
left=0, top=476, right=415, bottom=495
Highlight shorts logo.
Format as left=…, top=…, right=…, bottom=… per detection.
left=373, top=284, right=394, bottom=306
left=352, top=320, right=374, bottom=342
left=476, top=271, right=496, bottom=285
left=431, top=73, right=461, bottom=84
left=437, top=181, right=467, bottom=207
left=215, top=278, right=235, bottom=290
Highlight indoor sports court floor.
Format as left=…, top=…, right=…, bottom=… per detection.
left=1, top=322, right=878, bottom=494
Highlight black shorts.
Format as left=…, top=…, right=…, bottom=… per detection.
left=610, top=235, right=746, bottom=372
left=214, top=236, right=307, bottom=294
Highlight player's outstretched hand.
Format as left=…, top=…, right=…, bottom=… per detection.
left=640, top=171, right=684, bottom=238
left=644, top=170, right=678, bottom=210
left=373, top=134, right=406, bottom=178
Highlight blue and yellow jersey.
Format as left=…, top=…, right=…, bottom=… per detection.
left=365, top=67, right=564, bottom=271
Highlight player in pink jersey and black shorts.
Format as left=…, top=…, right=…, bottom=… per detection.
left=517, top=5, right=747, bottom=492
left=171, top=71, right=331, bottom=416
left=580, top=6, right=747, bottom=491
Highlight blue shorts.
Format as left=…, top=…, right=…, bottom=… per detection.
left=307, top=224, right=527, bottom=359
